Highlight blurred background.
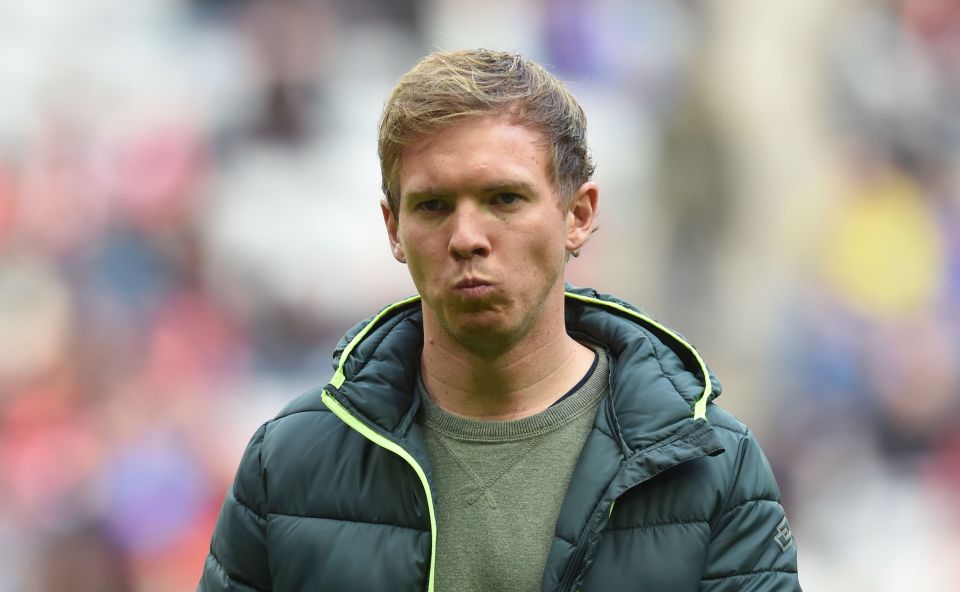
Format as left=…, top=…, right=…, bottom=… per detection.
left=1, top=0, right=958, bottom=589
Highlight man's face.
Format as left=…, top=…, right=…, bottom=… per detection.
left=382, top=114, right=594, bottom=355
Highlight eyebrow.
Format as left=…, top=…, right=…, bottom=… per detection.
left=403, top=180, right=536, bottom=201
left=481, top=180, right=536, bottom=194
left=403, top=188, right=450, bottom=201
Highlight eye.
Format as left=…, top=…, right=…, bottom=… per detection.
left=492, top=192, right=522, bottom=206
left=416, top=199, right=447, bottom=212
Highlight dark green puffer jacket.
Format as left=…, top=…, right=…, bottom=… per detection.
left=199, top=288, right=801, bottom=591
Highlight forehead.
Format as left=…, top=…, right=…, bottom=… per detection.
left=398, top=115, right=553, bottom=196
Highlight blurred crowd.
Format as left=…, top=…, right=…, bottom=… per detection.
left=773, top=0, right=960, bottom=588
left=0, top=0, right=958, bottom=590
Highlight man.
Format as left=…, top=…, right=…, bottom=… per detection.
left=199, top=49, right=801, bottom=591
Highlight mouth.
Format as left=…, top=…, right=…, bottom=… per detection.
left=453, top=277, right=496, bottom=299
left=455, top=277, right=492, bottom=289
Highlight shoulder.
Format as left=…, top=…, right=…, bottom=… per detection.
left=615, top=404, right=781, bottom=525
left=233, top=388, right=362, bottom=489
left=259, top=387, right=335, bottom=445
left=229, top=387, right=396, bottom=517
left=608, top=405, right=786, bottom=556
left=704, top=403, right=749, bottom=443
left=702, top=404, right=784, bottom=522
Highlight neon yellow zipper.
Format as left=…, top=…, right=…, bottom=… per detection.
left=321, top=389, right=437, bottom=592
left=323, top=295, right=436, bottom=589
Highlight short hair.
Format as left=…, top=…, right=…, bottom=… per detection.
left=378, top=49, right=596, bottom=217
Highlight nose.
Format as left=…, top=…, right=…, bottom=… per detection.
left=448, top=203, right=490, bottom=260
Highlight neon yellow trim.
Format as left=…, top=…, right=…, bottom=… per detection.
left=331, top=295, right=422, bottom=388
left=321, top=389, right=436, bottom=592
left=564, top=292, right=712, bottom=421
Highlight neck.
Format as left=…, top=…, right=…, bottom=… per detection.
left=420, top=299, right=595, bottom=421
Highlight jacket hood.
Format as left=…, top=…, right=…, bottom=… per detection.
left=324, top=287, right=722, bottom=454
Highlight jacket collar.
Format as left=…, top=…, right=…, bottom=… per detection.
left=327, top=287, right=723, bottom=453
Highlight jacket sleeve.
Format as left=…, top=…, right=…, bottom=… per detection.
left=198, top=423, right=272, bottom=591
left=700, top=429, right=801, bottom=591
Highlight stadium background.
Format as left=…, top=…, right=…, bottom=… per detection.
left=1, top=0, right=958, bottom=589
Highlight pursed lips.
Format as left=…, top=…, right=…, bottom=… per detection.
left=453, top=277, right=496, bottom=299
left=454, top=277, right=492, bottom=289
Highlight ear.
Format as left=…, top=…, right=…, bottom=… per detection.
left=565, top=181, right=599, bottom=254
left=381, top=199, right=407, bottom=264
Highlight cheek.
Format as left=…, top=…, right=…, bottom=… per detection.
left=531, top=221, right=569, bottom=258
left=513, top=233, right=567, bottom=279
left=398, top=240, right=437, bottom=292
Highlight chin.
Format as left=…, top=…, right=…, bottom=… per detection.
left=448, top=312, right=509, bottom=336
left=438, top=309, right=510, bottom=342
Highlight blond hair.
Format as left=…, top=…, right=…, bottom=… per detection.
left=378, top=49, right=595, bottom=216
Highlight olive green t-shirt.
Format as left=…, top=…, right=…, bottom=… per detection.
left=418, top=349, right=609, bottom=592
